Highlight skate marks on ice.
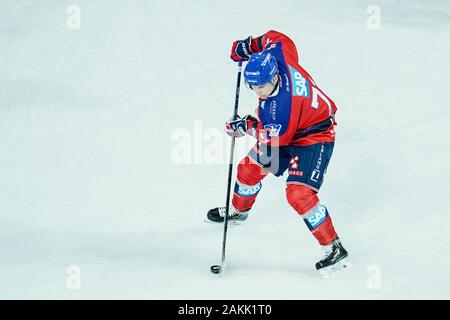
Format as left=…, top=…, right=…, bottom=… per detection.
left=318, top=258, right=353, bottom=279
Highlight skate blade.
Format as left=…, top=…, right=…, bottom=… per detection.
left=318, top=258, right=353, bottom=279
left=203, top=219, right=243, bottom=225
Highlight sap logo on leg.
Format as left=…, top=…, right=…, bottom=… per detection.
left=236, top=182, right=262, bottom=196
left=289, top=66, right=309, bottom=97
left=304, top=205, right=329, bottom=230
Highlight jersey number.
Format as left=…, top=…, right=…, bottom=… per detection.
left=311, top=86, right=332, bottom=115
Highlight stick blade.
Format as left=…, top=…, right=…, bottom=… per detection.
left=210, top=265, right=222, bottom=274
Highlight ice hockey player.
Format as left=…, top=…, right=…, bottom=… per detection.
left=207, top=30, right=350, bottom=277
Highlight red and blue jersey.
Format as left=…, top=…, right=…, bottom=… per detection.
left=249, top=30, right=337, bottom=147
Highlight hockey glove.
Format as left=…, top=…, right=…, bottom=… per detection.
left=230, top=36, right=255, bottom=62
left=225, top=114, right=258, bottom=138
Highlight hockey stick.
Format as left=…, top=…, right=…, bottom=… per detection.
left=211, top=61, right=243, bottom=275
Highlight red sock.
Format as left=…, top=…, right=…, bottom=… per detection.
left=286, top=184, right=337, bottom=246
left=232, top=156, right=268, bottom=211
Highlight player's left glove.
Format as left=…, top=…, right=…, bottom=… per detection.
left=230, top=36, right=255, bottom=62
left=225, top=114, right=258, bottom=138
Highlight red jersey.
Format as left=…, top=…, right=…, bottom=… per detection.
left=249, top=30, right=337, bottom=147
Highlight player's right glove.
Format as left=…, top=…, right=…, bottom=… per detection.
left=225, top=114, right=258, bottom=138
left=230, top=36, right=255, bottom=62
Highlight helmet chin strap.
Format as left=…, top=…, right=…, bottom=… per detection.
left=268, top=77, right=280, bottom=97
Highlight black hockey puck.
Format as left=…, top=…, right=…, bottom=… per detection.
left=210, top=265, right=221, bottom=274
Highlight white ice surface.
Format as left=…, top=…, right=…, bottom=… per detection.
left=0, top=0, right=449, bottom=299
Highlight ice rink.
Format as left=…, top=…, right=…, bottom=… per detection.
left=0, top=0, right=449, bottom=299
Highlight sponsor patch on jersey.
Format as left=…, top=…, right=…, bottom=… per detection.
left=310, top=144, right=325, bottom=182
left=263, top=123, right=282, bottom=137
left=289, top=65, right=309, bottom=97
left=269, top=101, right=277, bottom=120
left=304, top=204, right=329, bottom=230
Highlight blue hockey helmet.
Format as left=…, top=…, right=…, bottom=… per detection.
left=243, top=51, right=278, bottom=87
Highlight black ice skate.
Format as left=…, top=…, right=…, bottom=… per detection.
left=206, top=206, right=249, bottom=223
left=315, top=237, right=352, bottom=278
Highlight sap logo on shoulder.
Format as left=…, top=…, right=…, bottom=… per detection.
left=263, top=123, right=282, bottom=137
left=289, top=66, right=309, bottom=97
